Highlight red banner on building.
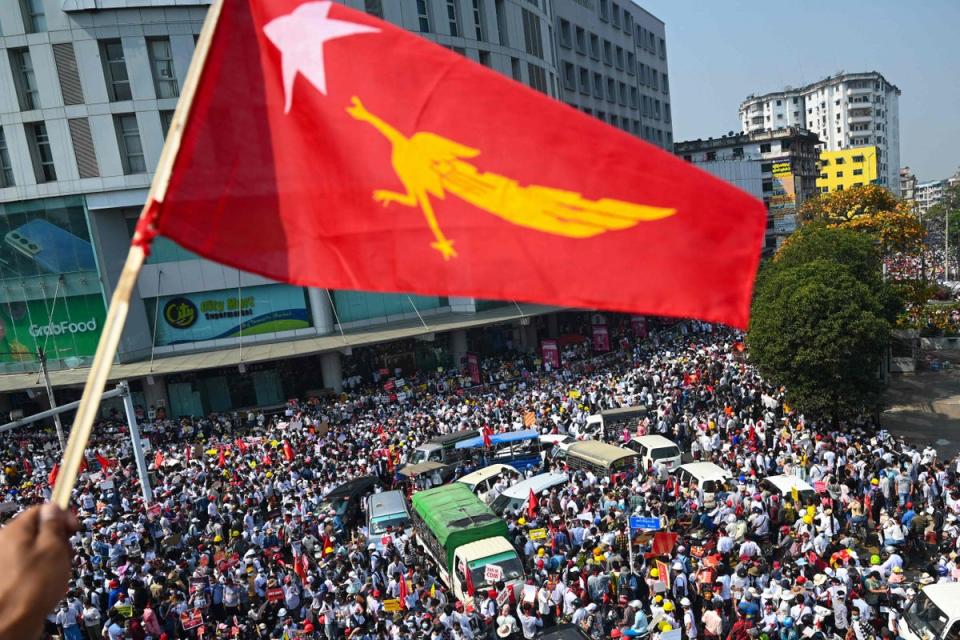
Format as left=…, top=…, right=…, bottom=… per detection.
left=466, top=352, right=481, bottom=385
left=541, top=339, right=560, bottom=368
left=631, top=315, right=647, bottom=338
left=592, top=325, right=610, bottom=353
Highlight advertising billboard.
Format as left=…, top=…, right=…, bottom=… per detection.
left=0, top=294, right=106, bottom=364
left=148, top=284, right=312, bottom=346
left=0, top=197, right=97, bottom=279
left=769, top=159, right=796, bottom=211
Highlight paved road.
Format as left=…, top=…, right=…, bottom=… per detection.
left=883, top=368, right=960, bottom=458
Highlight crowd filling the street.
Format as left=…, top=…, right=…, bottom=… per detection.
left=3, top=319, right=959, bottom=640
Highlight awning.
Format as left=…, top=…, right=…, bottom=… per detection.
left=0, top=303, right=560, bottom=393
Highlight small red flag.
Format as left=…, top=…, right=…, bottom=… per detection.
left=397, top=575, right=409, bottom=610
left=527, top=489, right=537, bottom=520
left=48, top=463, right=59, bottom=487
left=235, top=438, right=248, bottom=454
left=95, top=453, right=111, bottom=470
left=22, top=457, right=32, bottom=476
left=283, top=440, right=294, bottom=463
left=137, top=0, right=765, bottom=329
left=154, top=451, right=165, bottom=468
left=293, top=553, right=308, bottom=582
left=218, top=448, right=226, bottom=468
left=262, top=453, right=272, bottom=467
left=481, top=425, right=493, bottom=449
left=185, top=445, right=192, bottom=462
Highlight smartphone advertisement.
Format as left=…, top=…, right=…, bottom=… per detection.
left=0, top=200, right=97, bottom=279
left=0, top=295, right=107, bottom=365
left=147, top=284, right=312, bottom=346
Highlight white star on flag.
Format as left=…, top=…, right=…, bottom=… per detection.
left=264, top=1, right=379, bottom=113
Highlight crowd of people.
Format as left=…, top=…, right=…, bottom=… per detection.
left=1, top=318, right=958, bottom=640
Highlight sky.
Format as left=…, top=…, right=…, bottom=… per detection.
left=641, top=0, right=960, bottom=182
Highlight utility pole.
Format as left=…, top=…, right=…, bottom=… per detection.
left=37, top=348, right=65, bottom=451
left=120, top=381, right=153, bottom=504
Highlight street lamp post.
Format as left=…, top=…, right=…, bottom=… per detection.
left=37, top=348, right=66, bottom=451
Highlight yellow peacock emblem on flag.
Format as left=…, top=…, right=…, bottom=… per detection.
left=346, top=97, right=676, bottom=259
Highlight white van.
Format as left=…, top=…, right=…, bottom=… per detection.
left=365, top=490, right=412, bottom=551
left=625, top=435, right=682, bottom=471
left=760, top=475, right=817, bottom=505
left=457, top=464, right=522, bottom=503
left=676, top=462, right=731, bottom=508
left=899, top=583, right=960, bottom=640
left=580, top=406, right=647, bottom=440
left=490, top=472, right=569, bottom=516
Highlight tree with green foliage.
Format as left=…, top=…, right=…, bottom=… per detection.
left=748, top=225, right=897, bottom=424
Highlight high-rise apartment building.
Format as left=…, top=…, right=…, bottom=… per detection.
left=0, top=0, right=670, bottom=415
left=740, top=72, right=900, bottom=195
left=674, top=127, right=821, bottom=251
left=553, top=0, right=673, bottom=149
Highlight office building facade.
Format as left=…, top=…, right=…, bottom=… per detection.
left=675, top=127, right=821, bottom=251
left=0, top=0, right=668, bottom=415
left=739, top=72, right=900, bottom=195
left=816, top=147, right=878, bottom=194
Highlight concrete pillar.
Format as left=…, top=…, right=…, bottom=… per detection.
left=524, top=323, right=539, bottom=353
left=547, top=314, right=559, bottom=338
left=450, top=329, right=468, bottom=368
left=321, top=351, right=343, bottom=393
left=308, top=288, right=335, bottom=334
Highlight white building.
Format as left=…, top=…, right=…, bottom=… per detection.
left=740, top=71, right=900, bottom=195
left=916, top=180, right=947, bottom=215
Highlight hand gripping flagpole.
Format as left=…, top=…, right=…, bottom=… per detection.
left=51, top=0, right=225, bottom=509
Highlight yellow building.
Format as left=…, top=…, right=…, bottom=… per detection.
left=816, top=146, right=878, bottom=193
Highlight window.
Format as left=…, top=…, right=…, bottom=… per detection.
left=820, top=173, right=828, bottom=179
left=559, top=19, right=571, bottom=48
left=478, top=50, right=491, bottom=67
left=626, top=52, right=635, bottom=75
left=20, top=0, right=46, bottom=33
left=836, top=171, right=844, bottom=178
left=606, top=77, right=615, bottom=103
left=664, top=103, right=671, bottom=124
left=732, top=147, right=744, bottom=158
left=835, top=157, right=844, bottom=165
left=602, top=40, right=612, bottom=66
left=473, top=0, right=490, bottom=39
left=147, top=37, right=179, bottom=99
left=445, top=0, right=460, bottom=37
left=578, top=67, right=589, bottom=95
left=762, top=180, right=772, bottom=192
left=706, top=151, right=717, bottom=161
left=592, top=72, right=602, bottom=98
left=836, top=184, right=844, bottom=191
left=618, top=82, right=627, bottom=106
left=759, top=143, right=771, bottom=153
left=575, top=27, right=586, bottom=54
left=416, top=0, right=431, bottom=32
left=629, top=87, right=638, bottom=108
left=852, top=154, right=865, bottom=163
left=589, top=33, right=600, bottom=60
left=25, top=122, right=56, bottom=182
left=624, top=13, right=633, bottom=34
left=364, top=0, right=384, bottom=18
left=114, top=114, right=146, bottom=174
left=159, top=110, right=175, bottom=138
left=612, top=3, right=621, bottom=27
left=527, top=63, right=548, bottom=94
left=615, top=46, right=624, bottom=70
left=651, top=70, right=659, bottom=91
left=562, top=62, right=575, bottom=91
left=599, top=0, right=609, bottom=21
left=0, top=128, right=14, bottom=188
left=853, top=168, right=863, bottom=176
left=610, top=114, right=618, bottom=127
left=8, top=48, right=39, bottom=111
left=510, top=57, right=521, bottom=81
left=100, top=39, right=132, bottom=101
left=521, top=9, right=543, bottom=59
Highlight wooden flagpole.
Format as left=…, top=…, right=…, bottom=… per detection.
left=51, top=0, right=225, bottom=509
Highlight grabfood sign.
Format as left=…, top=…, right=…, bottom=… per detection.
left=0, top=294, right=107, bottom=363
left=29, top=318, right=98, bottom=338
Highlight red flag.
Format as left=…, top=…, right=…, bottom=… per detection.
left=95, top=453, right=112, bottom=470
left=47, top=463, right=59, bottom=487
left=481, top=425, right=493, bottom=449
left=397, top=575, right=409, bottom=610
left=218, top=448, right=226, bottom=468
left=283, top=440, right=294, bottom=463
left=235, top=439, right=248, bottom=454
left=527, top=489, right=537, bottom=520
left=262, top=453, right=272, bottom=467
left=78, top=457, right=88, bottom=474
left=154, top=451, right=165, bottom=468
left=293, top=553, right=308, bottom=582
left=463, top=562, right=475, bottom=598
left=22, top=457, right=33, bottom=476
left=136, top=1, right=764, bottom=329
